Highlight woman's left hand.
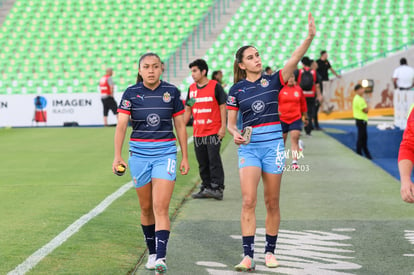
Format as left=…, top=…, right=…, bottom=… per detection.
left=180, top=158, right=190, bottom=175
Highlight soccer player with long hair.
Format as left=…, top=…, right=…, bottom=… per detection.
left=113, top=52, right=189, bottom=274
left=226, top=13, right=316, bottom=271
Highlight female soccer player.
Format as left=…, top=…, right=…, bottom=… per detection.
left=113, top=53, right=189, bottom=274
left=279, top=74, right=308, bottom=169
left=226, top=13, right=316, bottom=271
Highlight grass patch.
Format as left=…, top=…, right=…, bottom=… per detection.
left=0, top=127, right=231, bottom=274
left=0, top=127, right=128, bottom=274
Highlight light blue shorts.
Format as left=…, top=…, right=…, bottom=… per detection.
left=238, top=140, right=285, bottom=174
left=128, top=153, right=177, bottom=188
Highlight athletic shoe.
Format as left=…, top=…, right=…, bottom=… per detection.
left=145, top=254, right=157, bottom=270
left=204, top=188, right=223, bottom=200
left=155, top=259, right=167, bottom=274
left=291, top=162, right=299, bottom=170
left=265, top=252, right=279, bottom=268
left=298, top=139, right=304, bottom=151
left=234, top=255, right=255, bottom=272
left=192, top=188, right=209, bottom=199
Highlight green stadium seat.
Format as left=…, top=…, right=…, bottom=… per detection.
left=0, top=0, right=215, bottom=94
left=174, top=0, right=413, bottom=92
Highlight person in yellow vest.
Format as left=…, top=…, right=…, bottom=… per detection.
left=353, top=84, right=372, bottom=159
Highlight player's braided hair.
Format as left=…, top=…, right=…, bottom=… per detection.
left=136, top=52, right=162, bottom=83
left=233, top=45, right=255, bottom=84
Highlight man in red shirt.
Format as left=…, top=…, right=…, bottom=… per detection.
left=184, top=59, right=227, bottom=200
left=279, top=74, right=308, bottom=169
left=99, top=68, right=118, bottom=126
left=398, top=108, right=414, bottom=203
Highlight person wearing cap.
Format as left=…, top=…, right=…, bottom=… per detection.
left=353, top=84, right=372, bottom=159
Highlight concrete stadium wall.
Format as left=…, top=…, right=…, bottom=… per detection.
left=320, top=46, right=414, bottom=125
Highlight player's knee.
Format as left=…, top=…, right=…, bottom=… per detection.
left=242, top=197, right=257, bottom=210
left=264, top=198, right=280, bottom=212
left=140, top=205, right=153, bottom=217
left=153, top=203, right=169, bottom=217
left=291, top=134, right=300, bottom=143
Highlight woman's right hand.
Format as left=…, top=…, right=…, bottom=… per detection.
left=233, top=132, right=246, bottom=145
left=401, top=179, right=414, bottom=203
left=112, top=157, right=128, bottom=174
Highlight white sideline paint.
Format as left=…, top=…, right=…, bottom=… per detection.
left=332, top=228, right=356, bottom=232
left=404, top=230, right=414, bottom=264
left=7, top=182, right=132, bottom=275
left=8, top=136, right=193, bottom=275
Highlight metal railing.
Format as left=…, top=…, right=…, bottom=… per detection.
left=163, top=0, right=232, bottom=81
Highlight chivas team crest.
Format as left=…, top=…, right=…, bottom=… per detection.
left=163, top=92, right=171, bottom=103
left=260, top=78, right=269, bottom=88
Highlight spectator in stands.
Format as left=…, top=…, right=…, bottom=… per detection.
left=264, top=66, right=273, bottom=75
left=279, top=73, right=308, bottom=169
left=392, top=58, right=414, bottom=90
left=185, top=59, right=227, bottom=200
left=212, top=70, right=227, bottom=88
left=352, top=84, right=372, bottom=159
left=99, top=68, right=118, bottom=126
left=311, top=59, right=323, bottom=130
left=398, top=107, right=414, bottom=203
left=296, top=56, right=322, bottom=136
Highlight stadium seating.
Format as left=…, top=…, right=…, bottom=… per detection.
left=184, top=0, right=414, bottom=89
left=1, top=0, right=413, bottom=95
left=0, top=0, right=214, bottom=94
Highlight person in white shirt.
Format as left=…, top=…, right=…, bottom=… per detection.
left=393, top=58, right=414, bottom=90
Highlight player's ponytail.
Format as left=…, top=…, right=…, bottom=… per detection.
left=233, top=60, right=245, bottom=84
left=233, top=45, right=254, bottom=84
left=136, top=72, right=143, bottom=83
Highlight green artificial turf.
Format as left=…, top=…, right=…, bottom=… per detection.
left=0, top=127, right=231, bottom=274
